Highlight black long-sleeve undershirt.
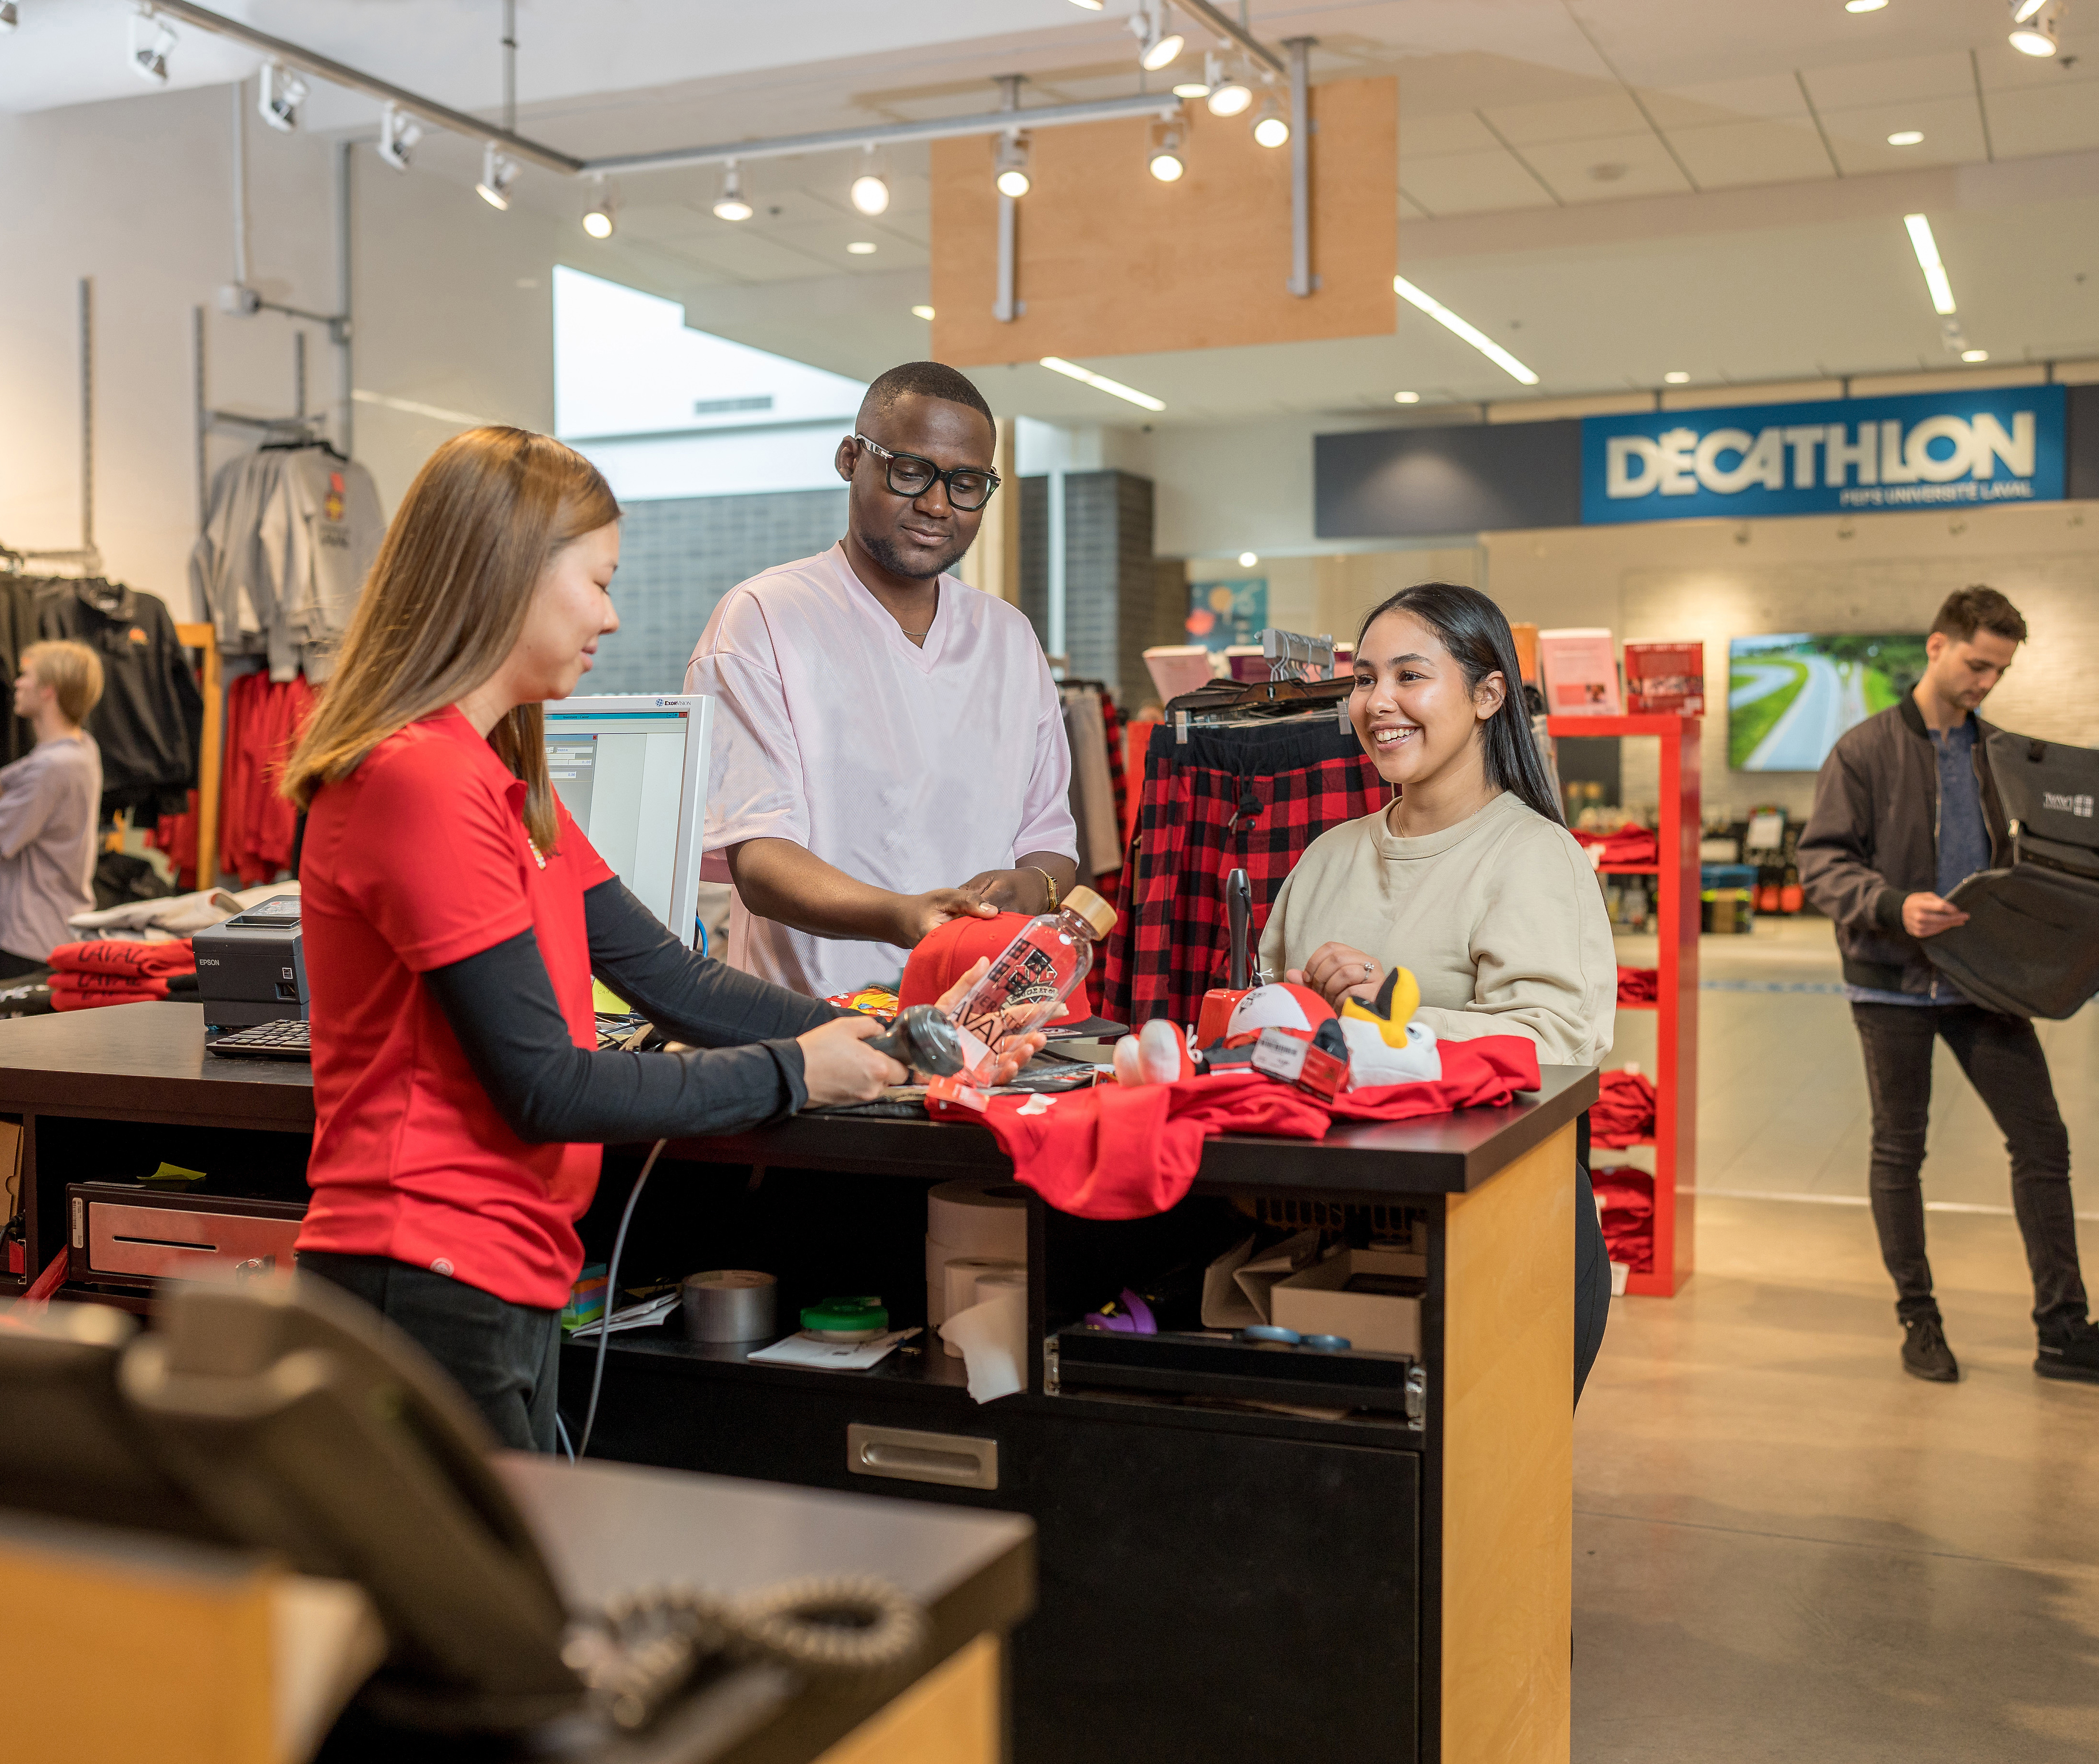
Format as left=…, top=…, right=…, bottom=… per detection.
left=422, top=877, right=843, bottom=1145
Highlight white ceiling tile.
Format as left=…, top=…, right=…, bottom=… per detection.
left=1819, top=92, right=1989, bottom=172
left=1401, top=111, right=1503, bottom=157
left=1985, top=80, right=2099, bottom=158
left=1520, top=132, right=1695, bottom=203
left=1639, top=73, right=1816, bottom=129
left=1976, top=49, right=2099, bottom=94
left=1399, top=148, right=1556, bottom=216
left=1665, top=116, right=1837, bottom=189
left=1802, top=51, right=1977, bottom=110
left=1480, top=90, right=1650, bottom=146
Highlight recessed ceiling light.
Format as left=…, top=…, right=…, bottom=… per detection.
left=1391, top=275, right=1539, bottom=385
left=847, top=241, right=877, bottom=254
left=1887, top=129, right=1924, bottom=146
left=1040, top=355, right=1166, bottom=412
left=1664, top=370, right=1690, bottom=384
left=1393, top=391, right=1420, bottom=404
left=1845, top=0, right=1887, bottom=12
left=911, top=305, right=935, bottom=321
left=1961, top=347, right=1990, bottom=362
left=1238, top=551, right=1259, bottom=568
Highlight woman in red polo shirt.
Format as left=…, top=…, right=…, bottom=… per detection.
left=280, top=428, right=937, bottom=1451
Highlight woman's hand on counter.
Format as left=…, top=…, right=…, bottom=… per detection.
left=797, top=1015, right=910, bottom=1105
left=935, top=957, right=1048, bottom=1083
left=1293, top=942, right=1385, bottom=1011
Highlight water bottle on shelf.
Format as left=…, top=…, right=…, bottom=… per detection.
left=949, top=886, right=1117, bottom=1082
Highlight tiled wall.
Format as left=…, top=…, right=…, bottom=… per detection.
left=1015, top=469, right=1165, bottom=708
left=589, top=487, right=848, bottom=694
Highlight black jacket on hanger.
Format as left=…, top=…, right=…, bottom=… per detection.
left=36, top=579, right=204, bottom=823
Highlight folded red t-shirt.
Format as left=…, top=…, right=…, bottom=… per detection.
left=1572, top=827, right=1658, bottom=867
left=50, top=980, right=169, bottom=1012
left=50, top=971, right=175, bottom=997
left=977, top=1035, right=1544, bottom=1219
left=47, top=939, right=196, bottom=979
left=1593, top=1069, right=1657, bottom=1148
left=1616, top=965, right=1658, bottom=1004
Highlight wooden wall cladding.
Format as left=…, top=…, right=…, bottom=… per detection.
left=929, top=76, right=1396, bottom=368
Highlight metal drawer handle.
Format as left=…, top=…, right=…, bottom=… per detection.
left=847, top=1423, right=999, bottom=1491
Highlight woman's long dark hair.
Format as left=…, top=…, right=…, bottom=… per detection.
left=1354, top=582, right=1564, bottom=825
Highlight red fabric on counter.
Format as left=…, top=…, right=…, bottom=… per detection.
left=1593, top=1069, right=1657, bottom=1147
left=51, top=976, right=170, bottom=1010
left=1572, top=826, right=1659, bottom=867
left=48, top=939, right=195, bottom=979
left=1616, top=965, right=1658, bottom=1004
left=977, top=1035, right=1544, bottom=1219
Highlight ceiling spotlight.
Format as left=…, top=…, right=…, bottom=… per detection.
left=847, top=241, right=877, bottom=254
left=1393, top=391, right=1420, bottom=403
left=1887, top=128, right=1924, bottom=145
left=1664, top=370, right=1690, bottom=383
left=1844, top=0, right=1887, bottom=11
left=476, top=140, right=517, bottom=210
left=1149, top=122, right=1186, bottom=182
left=582, top=180, right=615, bottom=239
left=1175, top=52, right=1217, bottom=99
left=377, top=102, right=422, bottom=173
left=712, top=160, right=753, bottom=222
left=850, top=146, right=890, bottom=216
left=0, top=4, right=19, bottom=32
left=1961, top=347, right=1991, bottom=362
left=995, top=131, right=1032, bottom=199
left=1208, top=75, right=1253, bottom=117
left=129, top=9, right=174, bottom=85
left=2010, top=0, right=2062, bottom=53
left=1252, top=99, right=1290, bottom=148
left=1132, top=4, right=1183, bottom=71
left=258, top=61, right=307, bottom=131
left=911, top=305, right=936, bottom=320
left=1238, top=551, right=1258, bottom=568
left=1903, top=211, right=1957, bottom=314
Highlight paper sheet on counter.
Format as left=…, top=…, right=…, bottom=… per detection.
left=746, top=1327, right=919, bottom=1371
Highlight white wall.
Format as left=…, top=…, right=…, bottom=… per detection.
left=0, top=80, right=563, bottom=621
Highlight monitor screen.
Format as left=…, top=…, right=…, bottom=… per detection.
left=1728, top=634, right=1927, bottom=773
left=543, top=697, right=712, bottom=944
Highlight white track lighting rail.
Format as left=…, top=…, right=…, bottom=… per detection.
left=1167, top=0, right=1287, bottom=77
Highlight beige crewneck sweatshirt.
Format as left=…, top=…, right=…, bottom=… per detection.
left=1257, top=789, right=1615, bottom=1067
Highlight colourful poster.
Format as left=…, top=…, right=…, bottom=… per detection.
left=1187, top=579, right=1268, bottom=652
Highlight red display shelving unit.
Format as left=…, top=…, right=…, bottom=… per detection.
left=1549, top=713, right=1700, bottom=1297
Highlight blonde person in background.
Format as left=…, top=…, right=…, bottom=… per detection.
left=0, top=640, right=104, bottom=977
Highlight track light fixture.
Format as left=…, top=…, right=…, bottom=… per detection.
left=0, top=4, right=19, bottom=32
left=849, top=146, right=891, bottom=216
left=1132, top=3, right=1183, bottom=71
left=995, top=131, right=1032, bottom=199
left=258, top=61, right=307, bottom=131
left=2008, top=0, right=2063, bottom=53
left=377, top=102, right=422, bottom=172
left=1207, top=71, right=1253, bottom=117
left=712, top=160, right=753, bottom=222
left=1252, top=98, right=1290, bottom=147
left=476, top=140, right=517, bottom=209
left=129, top=8, right=173, bottom=85
left=1173, top=53, right=1217, bottom=99
left=1148, top=121, right=1186, bottom=182
left=582, top=179, right=615, bottom=238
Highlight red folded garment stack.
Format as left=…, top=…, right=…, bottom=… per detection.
left=1616, top=965, right=1658, bottom=1005
left=1572, top=826, right=1659, bottom=868
left=45, top=939, right=196, bottom=1012
left=1592, top=1068, right=1657, bottom=1148
left=1592, top=1167, right=1655, bottom=1272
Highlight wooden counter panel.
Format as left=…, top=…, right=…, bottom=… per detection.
left=814, top=1633, right=999, bottom=1764
left=1439, top=1122, right=1574, bottom=1764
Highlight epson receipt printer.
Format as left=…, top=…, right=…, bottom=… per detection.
left=194, top=894, right=307, bottom=1027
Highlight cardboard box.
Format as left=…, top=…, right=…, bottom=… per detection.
left=1270, top=1247, right=1426, bottom=1357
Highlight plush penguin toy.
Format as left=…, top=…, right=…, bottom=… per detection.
left=1336, top=966, right=1442, bottom=1085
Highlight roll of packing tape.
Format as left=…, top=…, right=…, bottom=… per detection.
left=681, top=1269, right=777, bottom=1343
left=926, top=1180, right=1029, bottom=1260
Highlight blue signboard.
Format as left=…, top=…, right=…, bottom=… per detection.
left=1581, top=385, right=2066, bottom=525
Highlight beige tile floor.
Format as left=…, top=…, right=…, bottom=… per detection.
left=1578, top=919, right=2099, bottom=1762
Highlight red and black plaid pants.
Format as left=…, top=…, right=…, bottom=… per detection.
left=1101, top=716, right=1387, bottom=1026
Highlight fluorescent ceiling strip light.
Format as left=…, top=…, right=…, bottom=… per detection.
left=1039, top=356, right=1166, bottom=411
left=1903, top=213, right=1957, bottom=316
left=1391, top=275, right=1539, bottom=386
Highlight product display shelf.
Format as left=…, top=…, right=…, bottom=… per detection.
left=1548, top=712, right=1699, bottom=1297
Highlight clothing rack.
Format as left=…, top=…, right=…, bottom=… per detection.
left=192, top=307, right=336, bottom=527
left=1259, top=626, right=1336, bottom=681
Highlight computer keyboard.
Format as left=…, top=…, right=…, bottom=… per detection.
left=207, top=1019, right=312, bottom=1061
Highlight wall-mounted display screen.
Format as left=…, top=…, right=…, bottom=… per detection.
left=1728, top=634, right=1927, bottom=772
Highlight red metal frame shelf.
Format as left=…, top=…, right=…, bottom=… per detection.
left=1552, top=711, right=1699, bottom=1298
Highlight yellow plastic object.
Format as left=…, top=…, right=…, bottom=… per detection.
left=1340, top=966, right=1421, bottom=1044
left=142, top=1162, right=208, bottom=1187
left=591, top=979, right=630, bottom=1015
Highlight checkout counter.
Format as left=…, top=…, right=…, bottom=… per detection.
left=0, top=999, right=1593, bottom=1764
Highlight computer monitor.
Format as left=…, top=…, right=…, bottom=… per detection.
left=542, top=694, right=712, bottom=947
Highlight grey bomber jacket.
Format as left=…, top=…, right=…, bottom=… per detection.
left=1796, top=695, right=2009, bottom=996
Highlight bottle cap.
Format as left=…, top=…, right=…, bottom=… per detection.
left=1062, top=885, right=1117, bottom=939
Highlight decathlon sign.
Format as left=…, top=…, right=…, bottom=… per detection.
left=1581, top=385, right=2066, bottom=525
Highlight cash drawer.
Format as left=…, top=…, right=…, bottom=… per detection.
left=67, top=1182, right=305, bottom=1289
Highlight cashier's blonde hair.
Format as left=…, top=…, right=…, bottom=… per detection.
left=281, top=427, right=620, bottom=852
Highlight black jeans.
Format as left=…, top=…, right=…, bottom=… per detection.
left=298, top=1251, right=563, bottom=1451
left=1574, top=1161, right=1609, bottom=1407
left=1849, top=1002, right=2086, bottom=1329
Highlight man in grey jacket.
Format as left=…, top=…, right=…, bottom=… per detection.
left=1799, top=586, right=2096, bottom=1385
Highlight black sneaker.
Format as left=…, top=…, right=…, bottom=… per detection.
left=2036, top=1317, right=2099, bottom=1384
left=1901, top=1315, right=1960, bottom=1383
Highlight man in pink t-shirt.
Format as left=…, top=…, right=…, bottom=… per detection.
left=685, top=362, right=1079, bottom=999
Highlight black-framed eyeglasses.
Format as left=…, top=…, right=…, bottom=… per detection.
left=850, top=433, right=1001, bottom=511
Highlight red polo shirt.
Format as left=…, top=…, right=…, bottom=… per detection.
left=295, top=708, right=614, bottom=1309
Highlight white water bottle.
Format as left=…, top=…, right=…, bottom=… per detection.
left=949, top=886, right=1118, bottom=1082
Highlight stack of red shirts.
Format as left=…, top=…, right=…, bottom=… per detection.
left=46, top=939, right=196, bottom=1012
left=1616, top=965, right=1658, bottom=1005
left=1572, top=826, right=1659, bottom=867
left=1592, top=1167, right=1655, bottom=1272
left=975, top=1036, right=1543, bottom=1219
left=1592, top=1069, right=1657, bottom=1148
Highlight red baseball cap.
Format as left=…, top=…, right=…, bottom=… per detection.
left=899, top=912, right=1091, bottom=1027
